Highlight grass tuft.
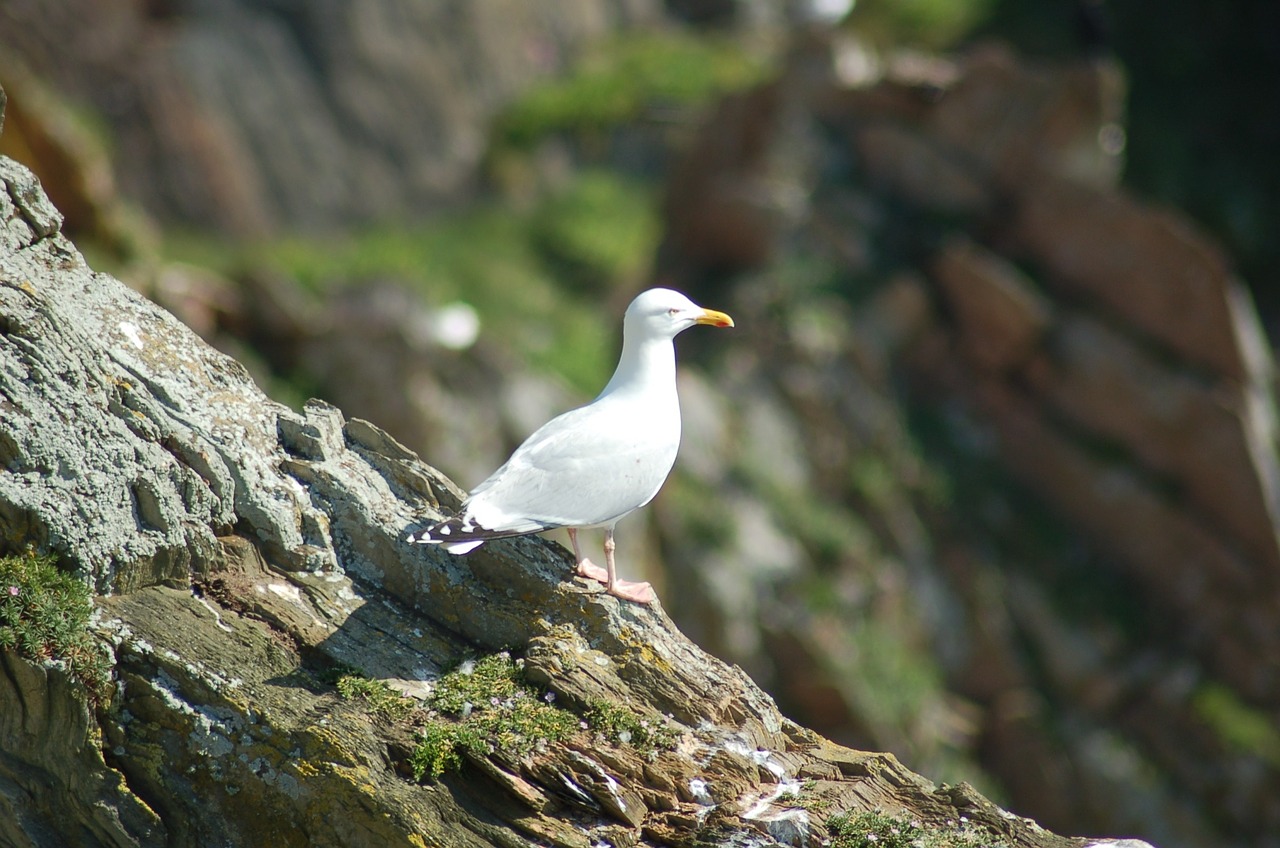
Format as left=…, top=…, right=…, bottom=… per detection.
left=494, top=32, right=767, bottom=150
left=584, top=698, right=678, bottom=752
left=827, top=810, right=1006, bottom=848
left=335, top=675, right=417, bottom=721
left=0, top=550, right=111, bottom=703
left=410, top=653, right=577, bottom=780
left=334, top=651, right=683, bottom=782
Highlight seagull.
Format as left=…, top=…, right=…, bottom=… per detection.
left=407, top=288, right=734, bottom=603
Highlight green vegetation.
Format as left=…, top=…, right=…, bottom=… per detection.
left=533, top=170, right=661, bottom=284
left=411, top=653, right=578, bottom=780
left=493, top=32, right=768, bottom=150
left=1193, top=683, right=1280, bottom=768
left=335, top=652, right=681, bottom=781
left=827, top=809, right=1005, bottom=848
left=584, top=698, right=678, bottom=751
left=773, top=488, right=877, bottom=569
left=409, top=719, right=486, bottom=780
left=408, top=656, right=569, bottom=780
left=167, top=169, right=661, bottom=396
left=0, top=550, right=111, bottom=702
left=790, top=779, right=834, bottom=815
left=335, top=675, right=417, bottom=721
left=849, top=0, right=997, bottom=50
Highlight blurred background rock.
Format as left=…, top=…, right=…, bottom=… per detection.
left=2, top=1, right=1277, bottom=846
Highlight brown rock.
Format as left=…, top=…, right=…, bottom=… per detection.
left=852, top=121, right=994, bottom=215
left=977, top=382, right=1279, bottom=705
left=661, top=82, right=786, bottom=275
left=0, top=0, right=664, bottom=233
left=933, top=237, right=1052, bottom=372
left=1008, top=177, right=1246, bottom=380
left=1045, top=313, right=1280, bottom=572
left=930, top=43, right=1126, bottom=191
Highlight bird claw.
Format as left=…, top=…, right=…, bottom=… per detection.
left=574, top=559, right=609, bottom=583
left=606, top=579, right=656, bottom=605
left=569, top=562, right=656, bottom=604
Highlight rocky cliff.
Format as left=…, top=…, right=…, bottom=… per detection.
left=654, top=38, right=1280, bottom=846
left=137, top=39, right=1280, bottom=846
left=0, top=0, right=661, bottom=235
left=0, top=148, right=1140, bottom=847
left=3, top=14, right=1279, bottom=847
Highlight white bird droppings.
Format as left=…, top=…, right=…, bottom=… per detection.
left=118, top=321, right=145, bottom=349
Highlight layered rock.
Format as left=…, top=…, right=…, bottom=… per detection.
left=4, top=20, right=1277, bottom=845
left=0, top=153, right=1116, bottom=847
left=654, top=37, right=1280, bottom=845
left=0, top=0, right=662, bottom=234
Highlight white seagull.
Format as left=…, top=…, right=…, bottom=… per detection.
left=407, top=288, right=734, bottom=603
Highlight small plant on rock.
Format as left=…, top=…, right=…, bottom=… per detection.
left=827, top=809, right=1007, bottom=848
left=0, top=550, right=111, bottom=703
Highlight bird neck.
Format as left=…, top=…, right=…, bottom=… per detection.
left=598, top=333, right=677, bottom=401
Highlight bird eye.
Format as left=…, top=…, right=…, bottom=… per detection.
left=667, top=307, right=679, bottom=315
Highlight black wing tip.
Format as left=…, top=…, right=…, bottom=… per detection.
left=405, top=516, right=506, bottom=554
left=406, top=516, right=557, bottom=552
left=404, top=527, right=438, bottom=544
left=406, top=516, right=464, bottom=545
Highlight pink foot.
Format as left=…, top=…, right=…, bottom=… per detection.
left=606, top=579, right=655, bottom=605
left=575, top=559, right=609, bottom=583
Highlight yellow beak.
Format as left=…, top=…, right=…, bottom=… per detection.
left=695, top=308, right=734, bottom=328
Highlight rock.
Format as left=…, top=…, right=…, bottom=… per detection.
left=928, top=43, right=1126, bottom=191
left=0, top=56, right=150, bottom=259
left=0, top=0, right=664, bottom=233
left=1008, top=176, right=1247, bottom=381
left=660, top=82, right=790, bottom=275
left=1044, top=312, right=1280, bottom=571
left=852, top=120, right=996, bottom=215
left=975, top=381, right=1276, bottom=705
left=814, top=40, right=1125, bottom=213
left=932, top=236, right=1052, bottom=372
left=0, top=653, right=164, bottom=847
left=0, top=155, right=1092, bottom=846
left=657, top=37, right=1280, bottom=844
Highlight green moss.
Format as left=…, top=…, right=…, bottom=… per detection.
left=770, top=483, right=878, bottom=567
left=409, top=653, right=577, bottom=781
left=0, top=550, right=111, bottom=703
left=335, top=675, right=417, bottom=721
left=791, top=788, right=833, bottom=815
left=315, top=661, right=363, bottom=686
left=534, top=170, right=660, bottom=283
left=584, top=699, right=678, bottom=753
left=331, top=652, right=687, bottom=782
left=827, top=810, right=1005, bottom=848
left=663, top=474, right=737, bottom=549
left=1193, top=683, right=1280, bottom=767
left=166, top=169, right=668, bottom=396
left=494, top=32, right=768, bottom=150
left=850, top=0, right=997, bottom=50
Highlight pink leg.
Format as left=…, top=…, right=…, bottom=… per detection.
left=601, top=527, right=655, bottom=604
left=570, top=528, right=608, bottom=583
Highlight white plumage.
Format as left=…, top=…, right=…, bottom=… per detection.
left=408, top=288, right=733, bottom=603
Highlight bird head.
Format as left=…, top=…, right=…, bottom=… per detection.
left=625, top=288, right=734, bottom=340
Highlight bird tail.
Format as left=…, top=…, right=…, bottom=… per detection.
left=406, top=515, right=535, bottom=555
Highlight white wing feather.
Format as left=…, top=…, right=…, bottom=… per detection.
left=463, top=399, right=679, bottom=532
